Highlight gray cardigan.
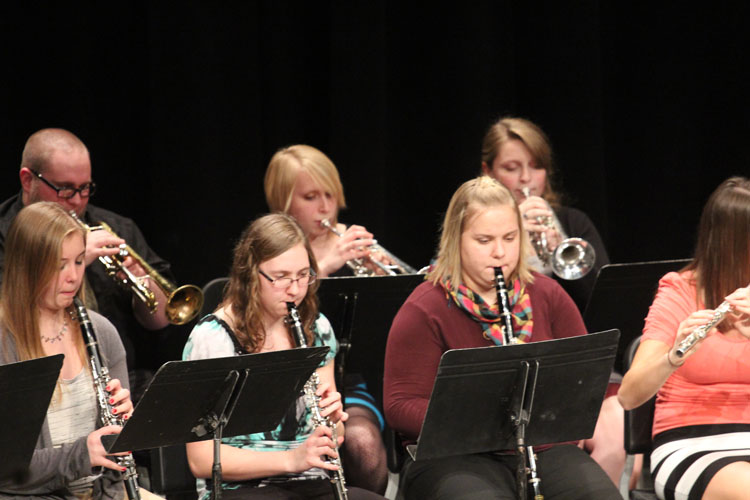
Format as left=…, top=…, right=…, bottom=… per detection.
left=0, top=311, right=129, bottom=500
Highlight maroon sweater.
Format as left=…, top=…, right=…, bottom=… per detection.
left=383, top=273, right=586, bottom=442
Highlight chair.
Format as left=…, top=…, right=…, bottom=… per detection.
left=623, top=336, right=657, bottom=500
left=200, top=277, right=229, bottom=317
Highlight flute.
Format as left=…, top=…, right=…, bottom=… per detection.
left=675, top=301, right=733, bottom=357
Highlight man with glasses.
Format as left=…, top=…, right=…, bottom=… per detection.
left=0, top=128, right=174, bottom=400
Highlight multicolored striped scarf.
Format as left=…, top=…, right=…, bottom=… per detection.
left=441, top=276, right=533, bottom=345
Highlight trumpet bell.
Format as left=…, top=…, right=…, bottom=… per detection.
left=165, top=284, right=205, bottom=325
left=551, top=238, right=596, bottom=280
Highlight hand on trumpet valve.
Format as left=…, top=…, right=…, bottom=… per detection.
left=85, top=229, right=126, bottom=266
left=519, top=197, right=561, bottom=249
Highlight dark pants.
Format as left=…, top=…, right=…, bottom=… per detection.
left=401, top=444, right=621, bottom=500
left=217, top=478, right=384, bottom=500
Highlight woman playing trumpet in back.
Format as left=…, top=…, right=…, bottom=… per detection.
left=0, top=202, right=133, bottom=499
left=480, top=116, right=609, bottom=311
left=619, top=177, right=750, bottom=500
left=263, top=145, right=391, bottom=494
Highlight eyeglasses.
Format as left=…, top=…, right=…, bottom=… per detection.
left=259, top=269, right=317, bottom=289
left=30, top=169, right=96, bottom=199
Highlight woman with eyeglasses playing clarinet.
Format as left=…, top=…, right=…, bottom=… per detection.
left=619, top=177, right=750, bottom=500
left=183, top=213, right=384, bottom=500
left=383, top=176, right=620, bottom=499
left=0, top=202, right=134, bottom=500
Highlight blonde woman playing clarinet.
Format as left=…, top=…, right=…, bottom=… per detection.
left=0, top=202, right=133, bottom=500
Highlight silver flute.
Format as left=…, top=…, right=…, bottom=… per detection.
left=72, top=297, right=141, bottom=500
left=286, top=303, right=348, bottom=500
left=493, top=269, right=543, bottom=500
left=675, top=300, right=733, bottom=357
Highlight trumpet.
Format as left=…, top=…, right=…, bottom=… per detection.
left=70, top=212, right=204, bottom=325
left=521, top=188, right=595, bottom=281
left=320, top=219, right=417, bottom=276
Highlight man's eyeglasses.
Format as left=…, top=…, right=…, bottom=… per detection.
left=259, top=269, right=317, bottom=289
left=30, top=169, right=96, bottom=199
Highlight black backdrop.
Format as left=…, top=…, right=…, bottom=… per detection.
left=2, top=3, right=749, bottom=356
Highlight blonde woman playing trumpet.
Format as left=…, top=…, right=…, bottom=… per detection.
left=263, top=145, right=392, bottom=495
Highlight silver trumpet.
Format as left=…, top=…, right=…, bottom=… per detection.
left=70, top=212, right=204, bottom=325
left=675, top=301, right=733, bottom=357
left=521, top=188, right=595, bottom=280
left=73, top=297, right=141, bottom=500
left=286, top=303, right=348, bottom=500
left=320, top=219, right=417, bottom=276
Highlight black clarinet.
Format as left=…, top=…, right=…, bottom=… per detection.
left=73, top=297, right=141, bottom=500
left=493, top=269, right=543, bottom=500
left=286, top=303, right=348, bottom=500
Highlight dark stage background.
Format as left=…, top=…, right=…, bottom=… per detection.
left=2, top=3, right=748, bottom=359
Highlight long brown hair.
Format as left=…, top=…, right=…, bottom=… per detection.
left=221, top=213, right=320, bottom=351
left=0, top=202, right=88, bottom=364
left=684, top=176, right=750, bottom=327
left=429, top=176, right=534, bottom=292
left=481, top=116, right=562, bottom=208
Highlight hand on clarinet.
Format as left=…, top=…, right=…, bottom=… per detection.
left=87, top=425, right=130, bottom=471
left=316, top=380, right=348, bottom=427
left=106, top=377, right=133, bottom=419
left=291, top=426, right=344, bottom=472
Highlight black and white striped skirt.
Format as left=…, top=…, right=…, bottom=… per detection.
left=651, top=423, right=750, bottom=500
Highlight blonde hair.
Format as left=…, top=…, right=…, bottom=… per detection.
left=264, top=145, right=346, bottom=218
left=481, top=117, right=561, bottom=207
left=429, top=176, right=534, bottom=292
left=0, top=202, right=88, bottom=366
left=222, top=213, right=320, bottom=352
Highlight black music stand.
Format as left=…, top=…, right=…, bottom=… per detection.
left=317, top=274, right=424, bottom=406
left=583, top=259, right=689, bottom=373
left=0, top=354, right=63, bottom=480
left=408, top=330, right=619, bottom=500
left=102, top=347, right=328, bottom=500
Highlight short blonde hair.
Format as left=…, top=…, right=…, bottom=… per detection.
left=264, top=145, right=346, bottom=216
left=481, top=117, right=560, bottom=207
left=429, top=176, right=534, bottom=293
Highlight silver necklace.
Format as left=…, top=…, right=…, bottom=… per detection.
left=40, top=311, right=70, bottom=344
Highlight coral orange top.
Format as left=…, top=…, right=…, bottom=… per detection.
left=643, top=271, right=750, bottom=437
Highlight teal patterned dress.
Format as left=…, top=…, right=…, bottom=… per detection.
left=182, top=313, right=338, bottom=498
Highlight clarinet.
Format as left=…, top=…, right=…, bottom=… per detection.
left=286, top=303, right=348, bottom=500
left=73, top=297, right=141, bottom=500
left=493, top=269, right=543, bottom=500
